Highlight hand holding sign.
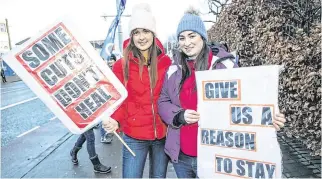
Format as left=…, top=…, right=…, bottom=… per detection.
left=184, top=109, right=200, bottom=124
left=273, top=113, right=286, bottom=131
left=103, top=117, right=136, bottom=157
left=102, top=117, right=119, bottom=133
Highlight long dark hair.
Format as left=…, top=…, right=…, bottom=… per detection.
left=122, top=31, right=158, bottom=88
left=179, top=40, right=209, bottom=91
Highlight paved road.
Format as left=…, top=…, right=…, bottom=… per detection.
left=1, top=81, right=55, bottom=146
left=0, top=81, right=177, bottom=178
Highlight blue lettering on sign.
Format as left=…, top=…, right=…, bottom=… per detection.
left=201, top=129, right=256, bottom=151
left=204, top=80, right=239, bottom=99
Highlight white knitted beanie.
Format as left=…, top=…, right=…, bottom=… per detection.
left=128, top=3, right=156, bottom=35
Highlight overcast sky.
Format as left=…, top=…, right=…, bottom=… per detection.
left=0, top=0, right=216, bottom=50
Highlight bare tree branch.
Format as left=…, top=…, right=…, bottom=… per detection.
left=204, top=20, right=216, bottom=23
left=208, top=0, right=230, bottom=16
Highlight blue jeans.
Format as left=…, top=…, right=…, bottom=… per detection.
left=122, top=134, right=169, bottom=178
left=173, top=151, right=198, bottom=178
left=100, top=122, right=106, bottom=137
left=74, top=128, right=96, bottom=158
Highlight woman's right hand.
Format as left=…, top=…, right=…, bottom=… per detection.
left=184, top=109, right=200, bottom=124
left=102, top=117, right=119, bottom=133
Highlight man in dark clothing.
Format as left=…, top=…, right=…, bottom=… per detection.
left=1, top=68, right=7, bottom=83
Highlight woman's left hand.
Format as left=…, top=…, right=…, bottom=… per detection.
left=273, top=113, right=286, bottom=131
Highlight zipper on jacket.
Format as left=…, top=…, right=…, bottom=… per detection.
left=148, top=66, right=158, bottom=139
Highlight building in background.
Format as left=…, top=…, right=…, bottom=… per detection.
left=0, top=19, right=15, bottom=77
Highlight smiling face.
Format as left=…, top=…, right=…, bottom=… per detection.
left=132, top=28, right=154, bottom=53
left=178, top=31, right=204, bottom=59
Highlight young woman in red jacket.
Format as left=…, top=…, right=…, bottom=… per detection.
left=103, top=3, right=171, bottom=178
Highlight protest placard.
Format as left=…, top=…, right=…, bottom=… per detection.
left=196, top=65, right=282, bottom=178
left=2, top=17, right=127, bottom=134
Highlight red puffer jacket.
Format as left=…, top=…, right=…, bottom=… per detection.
left=111, top=38, right=171, bottom=140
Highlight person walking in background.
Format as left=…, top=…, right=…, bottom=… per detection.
left=102, top=3, right=172, bottom=178
left=70, top=128, right=111, bottom=173
left=1, top=68, right=7, bottom=83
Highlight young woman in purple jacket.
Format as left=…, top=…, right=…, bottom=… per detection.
left=157, top=11, right=286, bottom=178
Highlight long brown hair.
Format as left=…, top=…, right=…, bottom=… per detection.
left=122, top=31, right=158, bottom=88
left=179, top=40, right=209, bottom=91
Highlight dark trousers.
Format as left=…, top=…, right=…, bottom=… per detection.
left=74, top=128, right=96, bottom=158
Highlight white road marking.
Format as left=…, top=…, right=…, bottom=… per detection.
left=0, top=86, right=28, bottom=90
left=49, top=117, right=57, bottom=121
left=0, top=97, right=38, bottom=110
left=17, top=126, right=40, bottom=138
left=1, top=88, right=30, bottom=94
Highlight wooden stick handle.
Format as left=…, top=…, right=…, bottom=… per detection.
left=113, top=131, right=136, bottom=157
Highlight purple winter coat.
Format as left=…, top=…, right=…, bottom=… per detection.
left=157, top=47, right=238, bottom=163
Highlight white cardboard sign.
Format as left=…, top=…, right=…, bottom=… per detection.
left=3, top=17, right=127, bottom=134
left=196, top=65, right=282, bottom=178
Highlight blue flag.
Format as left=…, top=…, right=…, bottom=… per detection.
left=100, top=0, right=126, bottom=61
